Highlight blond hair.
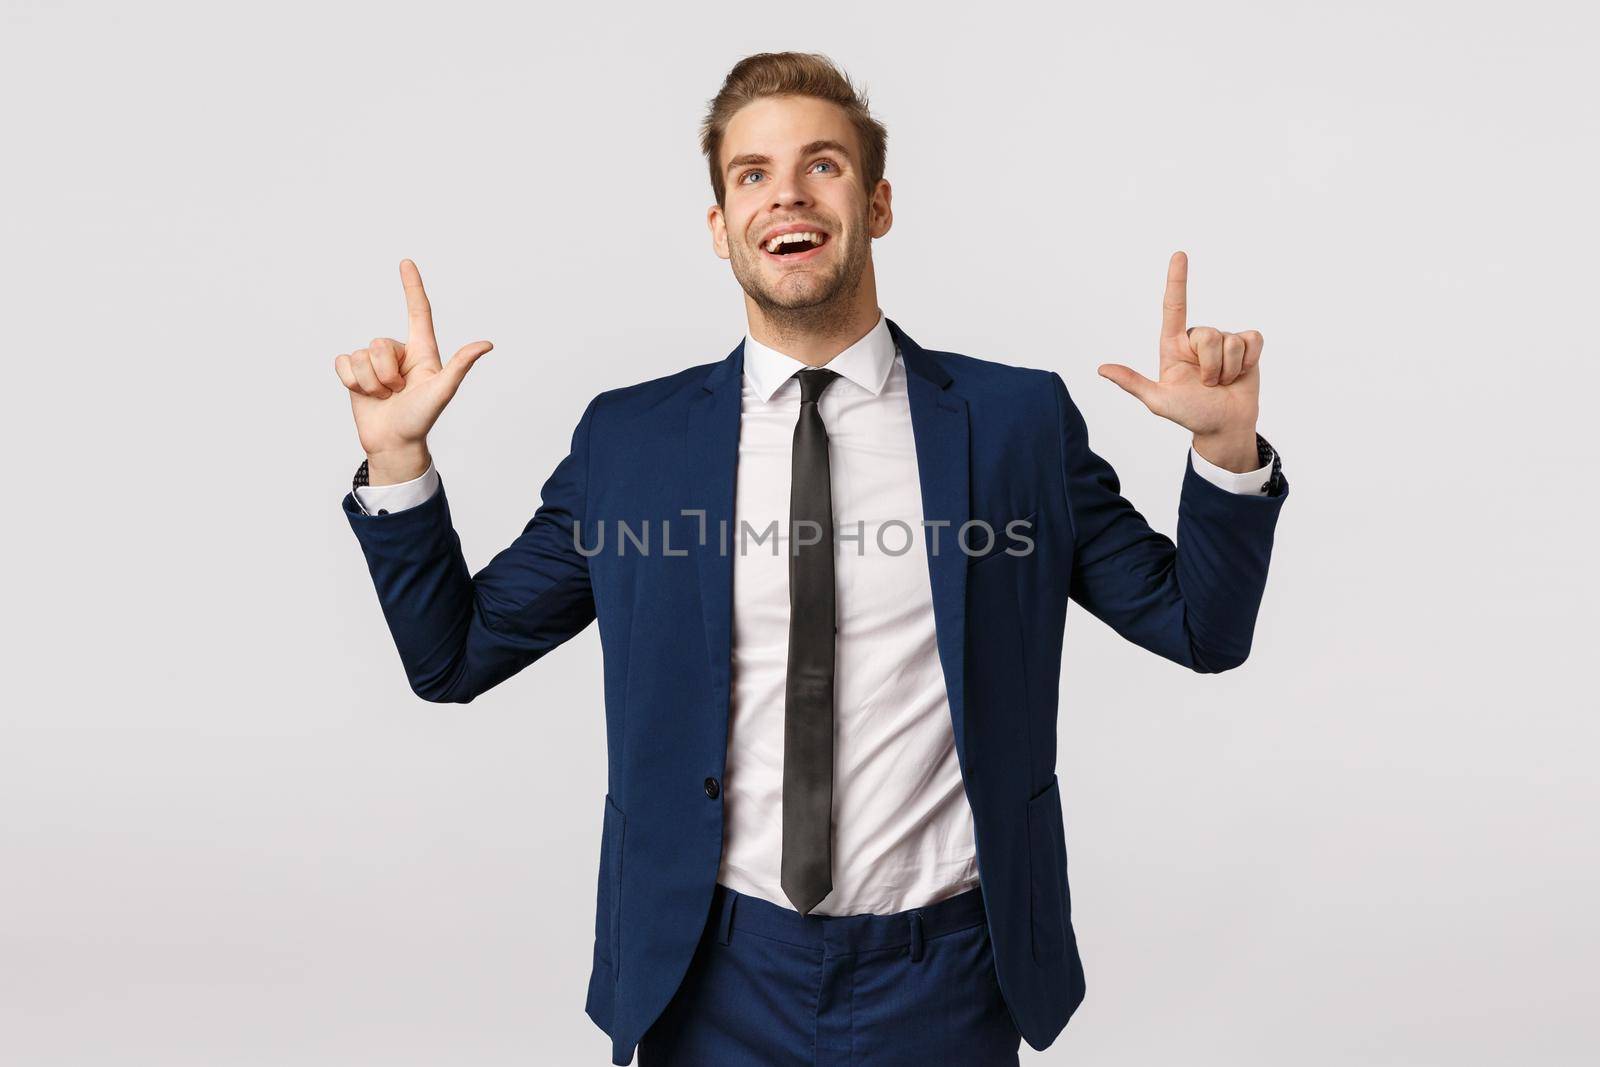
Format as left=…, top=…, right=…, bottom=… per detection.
left=699, top=51, right=888, bottom=208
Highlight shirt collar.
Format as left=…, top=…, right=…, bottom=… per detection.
left=741, top=311, right=895, bottom=403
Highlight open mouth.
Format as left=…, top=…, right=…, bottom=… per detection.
left=760, top=230, right=831, bottom=262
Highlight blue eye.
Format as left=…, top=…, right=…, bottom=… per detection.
left=740, top=161, right=835, bottom=185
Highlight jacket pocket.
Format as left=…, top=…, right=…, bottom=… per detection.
left=1026, top=773, right=1070, bottom=963
left=595, top=793, right=626, bottom=971
left=967, top=509, right=1039, bottom=567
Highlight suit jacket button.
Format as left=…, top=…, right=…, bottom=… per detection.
left=704, top=776, right=720, bottom=799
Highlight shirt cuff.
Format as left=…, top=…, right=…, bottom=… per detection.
left=354, top=461, right=440, bottom=515
left=1188, top=444, right=1275, bottom=496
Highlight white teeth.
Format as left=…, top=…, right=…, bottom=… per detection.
left=765, top=231, right=825, bottom=253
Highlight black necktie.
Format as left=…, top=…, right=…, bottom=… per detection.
left=781, top=367, right=841, bottom=915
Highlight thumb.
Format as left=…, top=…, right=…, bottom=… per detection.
left=442, top=340, right=494, bottom=387
left=1097, top=363, right=1158, bottom=407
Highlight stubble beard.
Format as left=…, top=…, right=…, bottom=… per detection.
left=730, top=212, right=870, bottom=341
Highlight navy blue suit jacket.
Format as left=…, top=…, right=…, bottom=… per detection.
left=343, top=318, right=1289, bottom=1063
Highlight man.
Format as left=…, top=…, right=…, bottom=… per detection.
left=335, top=51, right=1287, bottom=1066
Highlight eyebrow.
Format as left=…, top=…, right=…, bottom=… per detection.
left=725, top=139, right=853, bottom=176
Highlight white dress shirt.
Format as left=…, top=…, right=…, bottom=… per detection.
left=351, top=314, right=1276, bottom=915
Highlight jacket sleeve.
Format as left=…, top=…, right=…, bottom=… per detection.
left=1051, top=372, right=1288, bottom=673
left=342, top=397, right=600, bottom=702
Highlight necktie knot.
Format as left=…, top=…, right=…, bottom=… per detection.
left=796, top=367, right=840, bottom=405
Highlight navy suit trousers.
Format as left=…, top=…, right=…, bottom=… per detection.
left=638, top=882, right=1022, bottom=1066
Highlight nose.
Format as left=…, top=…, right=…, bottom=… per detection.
left=769, top=171, right=810, bottom=212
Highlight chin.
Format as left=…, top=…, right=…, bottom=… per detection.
left=767, top=283, right=837, bottom=308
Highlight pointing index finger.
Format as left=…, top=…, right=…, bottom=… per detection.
left=399, top=258, right=440, bottom=362
left=1161, top=250, right=1188, bottom=341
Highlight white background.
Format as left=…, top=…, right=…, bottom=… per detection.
left=4, top=1, right=1595, bottom=1063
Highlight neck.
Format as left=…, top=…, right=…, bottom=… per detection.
left=744, top=279, right=882, bottom=366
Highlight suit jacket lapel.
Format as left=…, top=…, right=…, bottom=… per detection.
left=889, top=318, right=972, bottom=768
left=686, top=340, right=744, bottom=727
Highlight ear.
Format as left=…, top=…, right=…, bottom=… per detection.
left=707, top=203, right=731, bottom=260
left=868, top=178, right=893, bottom=240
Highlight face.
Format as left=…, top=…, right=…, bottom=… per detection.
left=708, top=95, right=892, bottom=317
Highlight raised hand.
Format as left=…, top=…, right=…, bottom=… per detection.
left=333, top=259, right=493, bottom=479
left=1097, top=251, right=1263, bottom=452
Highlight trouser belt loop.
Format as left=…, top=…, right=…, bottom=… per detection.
left=908, top=911, right=925, bottom=962
left=718, top=890, right=738, bottom=945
